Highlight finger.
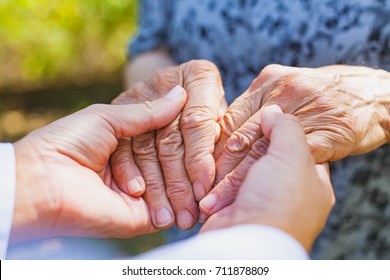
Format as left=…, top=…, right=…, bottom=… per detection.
left=156, top=117, right=198, bottom=230
left=214, top=77, right=276, bottom=160
left=306, top=131, right=343, bottom=163
left=201, top=105, right=308, bottom=215
left=214, top=109, right=263, bottom=187
left=111, top=138, right=145, bottom=196
left=133, top=131, right=175, bottom=229
left=315, top=162, right=336, bottom=207
left=92, top=85, right=187, bottom=139
left=261, top=105, right=310, bottom=160
left=200, top=137, right=270, bottom=216
left=180, top=60, right=225, bottom=200
left=218, top=98, right=228, bottom=120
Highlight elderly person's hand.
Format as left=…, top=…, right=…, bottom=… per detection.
left=200, top=64, right=390, bottom=217
left=111, top=60, right=226, bottom=230
left=10, top=89, right=187, bottom=244
left=201, top=106, right=335, bottom=252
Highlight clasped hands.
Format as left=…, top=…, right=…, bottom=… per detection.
left=11, top=60, right=390, bottom=252
left=110, top=61, right=390, bottom=229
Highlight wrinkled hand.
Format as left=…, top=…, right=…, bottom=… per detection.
left=200, top=64, right=390, bottom=216
left=111, top=60, right=226, bottom=230
left=201, top=106, right=335, bottom=252
left=10, top=90, right=187, bottom=244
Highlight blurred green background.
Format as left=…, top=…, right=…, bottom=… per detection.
left=1, top=0, right=167, bottom=258
left=0, top=0, right=136, bottom=141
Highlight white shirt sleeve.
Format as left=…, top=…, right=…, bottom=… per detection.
left=0, top=143, right=16, bottom=260
left=138, top=224, right=308, bottom=259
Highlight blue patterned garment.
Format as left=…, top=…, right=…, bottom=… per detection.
left=130, top=0, right=390, bottom=103
left=129, top=0, right=390, bottom=259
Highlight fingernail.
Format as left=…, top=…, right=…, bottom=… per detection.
left=155, top=208, right=174, bottom=227
left=166, top=85, right=184, bottom=100
left=194, top=181, right=206, bottom=201
left=264, top=104, right=283, bottom=114
left=198, top=213, right=208, bottom=224
left=127, top=178, right=143, bottom=195
left=176, top=209, right=194, bottom=230
left=200, top=193, right=217, bottom=212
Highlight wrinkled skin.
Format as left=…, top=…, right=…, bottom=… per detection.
left=200, top=64, right=390, bottom=217
left=111, top=60, right=226, bottom=230
left=201, top=107, right=335, bottom=252
left=11, top=92, right=187, bottom=244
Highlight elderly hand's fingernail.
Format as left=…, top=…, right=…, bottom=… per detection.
left=194, top=181, right=206, bottom=201
left=127, top=178, right=144, bottom=196
left=264, top=104, right=283, bottom=114
left=155, top=208, right=174, bottom=227
left=200, top=193, right=217, bottom=212
left=198, top=213, right=208, bottom=224
left=166, top=85, right=184, bottom=100
left=176, top=209, right=194, bottom=230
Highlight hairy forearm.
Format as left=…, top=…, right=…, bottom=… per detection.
left=124, top=48, right=176, bottom=88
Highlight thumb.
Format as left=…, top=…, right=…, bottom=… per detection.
left=261, top=105, right=310, bottom=159
left=95, top=85, right=187, bottom=138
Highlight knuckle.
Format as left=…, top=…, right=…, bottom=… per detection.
left=140, top=100, right=155, bottom=114
left=220, top=108, right=240, bottom=138
left=158, top=140, right=184, bottom=159
left=224, top=171, right=243, bottom=192
left=261, top=64, right=284, bottom=76
left=185, top=59, right=218, bottom=75
left=183, top=60, right=223, bottom=91
left=225, top=131, right=251, bottom=153
left=112, top=150, right=131, bottom=166
left=180, top=106, right=215, bottom=130
left=251, top=64, right=284, bottom=86
left=166, top=182, right=192, bottom=200
left=249, top=138, right=270, bottom=159
left=157, top=123, right=184, bottom=158
left=143, top=176, right=165, bottom=196
left=133, top=133, right=157, bottom=156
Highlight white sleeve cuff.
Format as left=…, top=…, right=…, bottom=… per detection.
left=0, top=143, right=16, bottom=260
left=138, top=224, right=308, bottom=260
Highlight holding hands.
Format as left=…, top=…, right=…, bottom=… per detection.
left=110, top=61, right=389, bottom=231
left=200, top=64, right=390, bottom=217
left=202, top=105, right=335, bottom=252
left=12, top=60, right=389, bottom=251
left=11, top=88, right=187, bottom=243
left=111, top=60, right=226, bottom=230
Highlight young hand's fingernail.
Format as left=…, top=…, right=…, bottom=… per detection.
left=198, top=213, right=208, bottom=224
left=200, top=194, right=217, bottom=212
left=127, top=178, right=144, bottom=196
left=166, top=85, right=184, bottom=100
left=193, top=181, right=206, bottom=201
left=155, top=208, right=174, bottom=227
left=264, top=104, right=283, bottom=114
left=176, top=209, right=194, bottom=230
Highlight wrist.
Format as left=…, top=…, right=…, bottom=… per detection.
left=10, top=138, right=58, bottom=244
left=373, top=69, right=390, bottom=144
left=232, top=216, right=314, bottom=253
